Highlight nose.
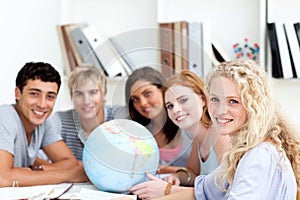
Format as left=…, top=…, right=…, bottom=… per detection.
left=83, top=93, right=92, bottom=105
left=37, top=95, right=47, bottom=108
left=139, top=96, right=148, bottom=107
left=216, top=101, right=228, bottom=115
left=172, top=102, right=182, bottom=113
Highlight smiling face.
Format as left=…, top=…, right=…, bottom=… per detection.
left=208, top=77, right=247, bottom=135
left=72, top=80, right=104, bottom=121
left=130, top=80, right=164, bottom=120
left=15, top=79, right=58, bottom=132
left=165, top=85, right=205, bottom=131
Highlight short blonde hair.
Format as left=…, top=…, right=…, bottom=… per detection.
left=68, top=64, right=107, bottom=97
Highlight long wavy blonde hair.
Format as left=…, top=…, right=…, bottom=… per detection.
left=206, top=59, right=300, bottom=191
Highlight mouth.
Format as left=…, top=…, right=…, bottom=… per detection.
left=142, top=107, right=151, bottom=114
left=32, top=109, right=47, bottom=117
left=175, top=114, right=188, bottom=122
left=81, top=106, right=94, bottom=112
left=215, top=117, right=233, bottom=126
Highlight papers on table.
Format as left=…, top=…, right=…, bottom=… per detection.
left=0, top=183, right=137, bottom=200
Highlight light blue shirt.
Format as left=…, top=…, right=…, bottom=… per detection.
left=0, top=104, right=62, bottom=167
left=194, top=142, right=296, bottom=200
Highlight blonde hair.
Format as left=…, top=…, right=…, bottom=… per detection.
left=163, top=70, right=211, bottom=128
left=68, top=64, right=107, bottom=97
left=206, top=59, right=300, bottom=191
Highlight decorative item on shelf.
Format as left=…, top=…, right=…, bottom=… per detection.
left=233, top=38, right=259, bottom=62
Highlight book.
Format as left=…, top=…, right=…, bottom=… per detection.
left=108, top=37, right=137, bottom=72
left=57, top=24, right=79, bottom=75
left=294, top=22, right=300, bottom=45
left=159, top=22, right=175, bottom=77
left=268, top=22, right=293, bottom=79
left=188, top=21, right=203, bottom=77
left=202, top=21, right=213, bottom=77
left=64, top=23, right=87, bottom=66
left=284, top=22, right=300, bottom=78
left=267, top=22, right=283, bottom=78
left=82, top=25, right=129, bottom=77
left=181, top=21, right=189, bottom=70
left=174, top=21, right=182, bottom=74
left=69, top=25, right=105, bottom=74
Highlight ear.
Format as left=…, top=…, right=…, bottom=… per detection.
left=15, top=87, right=21, bottom=101
left=200, top=94, right=206, bottom=106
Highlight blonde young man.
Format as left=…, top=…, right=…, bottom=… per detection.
left=52, top=65, right=126, bottom=160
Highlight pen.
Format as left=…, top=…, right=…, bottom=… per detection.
left=51, top=183, right=74, bottom=200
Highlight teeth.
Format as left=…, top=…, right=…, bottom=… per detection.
left=216, top=118, right=231, bottom=124
left=33, top=110, right=44, bottom=116
left=176, top=114, right=187, bottom=122
left=82, top=107, right=93, bottom=111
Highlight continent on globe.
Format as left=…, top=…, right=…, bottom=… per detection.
left=82, top=119, right=159, bottom=193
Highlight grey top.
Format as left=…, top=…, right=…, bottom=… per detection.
left=194, top=142, right=297, bottom=200
left=198, top=139, right=219, bottom=175
left=0, top=104, right=62, bottom=167
left=159, top=129, right=193, bottom=167
left=53, top=105, right=127, bottom=160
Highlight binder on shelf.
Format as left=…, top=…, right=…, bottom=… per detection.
left=174, top=21, right=182, bottom=74
left=267, top=22, right=283, bottom=78
left=293, top=22, right=300, bottom=45
left=82, top=25, right=129, bottom=77
left=64, top=23, right=87, bottom=66
left=108, top=37, right=137, bottom=72
left=57, top=24, right=79, bottom=75
left=273, top=22, right=293, bottom=78
left=283, top=22, right=300, bottom=78
left=202, top=21, right=213, bottom=77
left=69, top=25, right=105, bottom=74
left=159, top=22, right=174, bottom=77
left=188, top=22, right=203, bottom=77
left=181, top=21, right=189, bottom=70
left=211, top=39, right=230, bottom=65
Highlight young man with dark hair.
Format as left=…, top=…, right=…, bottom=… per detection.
left=0, top=62, right=88, bottom=187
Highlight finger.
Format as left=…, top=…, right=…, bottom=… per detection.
left=146, top=172, right=159, bottom=181
left=130, top=182, right=146, bottom=192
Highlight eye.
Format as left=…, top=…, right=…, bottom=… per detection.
left=90, top=89, right=98, bottom=95
left=74, top=91, right=82, bottom=97
left=30, top=92, right=38, bottom=97
left=165, top=103, right=174, bottom=110
left=229, top=99, right=239, bottom=104
left=131, top=96, right=139, bottom=103
left=178, top=97, right=188, bottom=104
left=210, top=97, right=219, bottom=102
left=47, top=94, right=57, bottom=101
left=144, top=91, right=152, bottom=97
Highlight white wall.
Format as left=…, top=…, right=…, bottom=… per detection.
left=0, top=0, right=299, bottom=128
left=0, top=0, right=62, bottom=107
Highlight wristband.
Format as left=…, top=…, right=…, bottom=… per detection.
left=174, top=168, right=191, bottom=185
left=28, top=165, right=44, bottom=171
left=164, top=182, right=173, bottom=196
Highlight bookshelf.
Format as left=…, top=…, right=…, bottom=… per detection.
left=43, top=0, right=300, bottom=126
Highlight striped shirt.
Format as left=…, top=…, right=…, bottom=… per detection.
left=51, top=105, right=128, bottom=160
